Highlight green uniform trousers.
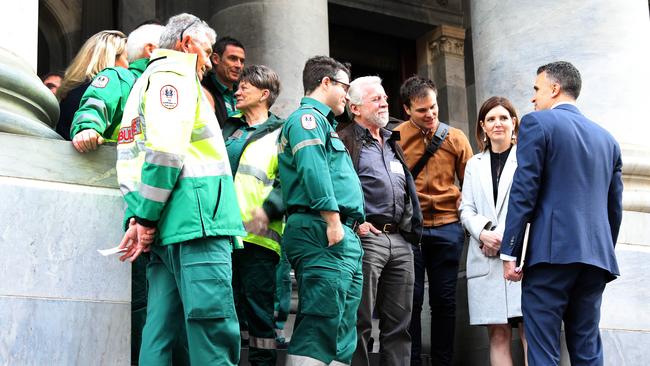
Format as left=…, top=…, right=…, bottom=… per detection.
left=139, top=236, right=240, bottom=366
left=132, top=255, right=148, bottom=364
left=232, top=242, right=280, bottom=366
left=283, top=212, right=364, bottom=365
left=274, top=248, right=292, bottom=343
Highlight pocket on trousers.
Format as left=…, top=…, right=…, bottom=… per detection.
left=184, top=263, right=234, bottom=319
left=300, top=273, right=340, bottom=318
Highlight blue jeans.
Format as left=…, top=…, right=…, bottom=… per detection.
left=410, top=222, right=465, bottom=366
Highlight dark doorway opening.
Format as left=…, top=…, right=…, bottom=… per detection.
left=329, top=23, right=417, bottom=122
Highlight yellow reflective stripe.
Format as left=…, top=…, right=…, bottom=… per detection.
left=286, top=355, right=327, bottom=366
left=191, top=123, right=216, bottom=142
left=238, top=164, right=273, bottom=186
left=145, top=149, right=183, bottom=168
left=248, top=336, right=277, bottom=350
left=179, top=161, right=229, bottom=179
left=140, top=183, right=172, bottom=203
left=291, top=138, right=323, bottom=155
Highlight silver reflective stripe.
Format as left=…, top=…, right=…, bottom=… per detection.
left=145, top=149, right=183, bottom=169
left=240, top=330, right=250, bottom=340
left=117, top=140, right=146, bottom=161
left=279, top=135, right=288, bottom=152
left=258, top=227, right=282, bottom=244
left=292, top=138, right=323, bottom=155
left=191, top=124, right=216, bottom=142
left=120, top=181, right=138, bottom=196
left=248, top=336, right=277, bottom=350
left=238, top=164, right=273, bottom=186
left=140, top=183, right=171, bottom=203
left=329, top=362, right=350, bottom=366
left=82, top=97, right=108, bottom=120
left=179, top=161, right=229, bottom=179
left=286, top=355, right=327, bottom=366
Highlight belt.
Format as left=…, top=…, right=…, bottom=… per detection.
left=288, top=206, right=360, bottom=230
left=366, top=218, right=400, bottom=234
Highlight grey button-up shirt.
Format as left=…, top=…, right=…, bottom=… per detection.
left=356, top=124, right=407, bottom=223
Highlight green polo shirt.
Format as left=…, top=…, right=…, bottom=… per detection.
left=278, top=97, right=365, bottom=221
left=211, top=74, right=238, bottom=117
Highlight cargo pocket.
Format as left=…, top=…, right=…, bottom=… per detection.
left=300, top=271, right=340, bottom=318
left=183, top=262, right=234, bottom=319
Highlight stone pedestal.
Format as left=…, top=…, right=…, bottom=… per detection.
left=470, top=1, right=650, bottom=364
left=416, top=25, right=470, bottom=136
left=0, top=133, right=130, bottom=365
left=209, top=0, right=329, bottom=118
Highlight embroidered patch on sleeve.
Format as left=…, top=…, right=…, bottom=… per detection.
left=91, top=75, right=110, bottom=88
left=301, top=114, right=316, bottom=130
left=160, top=85, right=179, bottom=109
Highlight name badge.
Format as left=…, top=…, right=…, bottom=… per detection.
left=390, top=160, right=404, bottom=175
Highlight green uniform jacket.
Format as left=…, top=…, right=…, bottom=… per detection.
left=278, top=97, right=364, bottom=221
left=116, top=49, right=246, bottom=245
left=222, top=113, right=286, bottom=222
left=70, top=58, right=149, bottom=141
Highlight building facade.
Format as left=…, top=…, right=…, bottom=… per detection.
left=1, top=0, right=649, bottom=364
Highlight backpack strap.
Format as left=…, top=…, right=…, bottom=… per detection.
left=409, top=122, right=449, bottom=179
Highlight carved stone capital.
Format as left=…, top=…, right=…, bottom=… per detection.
left=429, top=25, right=465, bottom=58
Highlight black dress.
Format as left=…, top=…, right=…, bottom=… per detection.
left=56, top=82, right=91, bottom=140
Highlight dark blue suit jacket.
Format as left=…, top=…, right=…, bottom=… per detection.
left=501, top=103, right=623, bottom=277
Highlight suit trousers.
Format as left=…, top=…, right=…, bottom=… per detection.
left=523, top=262, right=608, bottom=366
left=139, top=237, right=240, bottom=366
left=352, top=232, right=414, bottom=366
left=410, top=222, right=465, bottom=366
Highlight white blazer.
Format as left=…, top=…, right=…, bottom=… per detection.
left=460, top=146, right=522, bottom=325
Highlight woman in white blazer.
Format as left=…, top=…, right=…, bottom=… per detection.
left=460, top=96, right=527, bottom=365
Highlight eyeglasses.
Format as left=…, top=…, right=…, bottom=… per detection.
left=180, top=19, right=201, bottom=42
left=329, top=77, right=350, bottom=93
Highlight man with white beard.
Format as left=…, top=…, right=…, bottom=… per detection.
left=339, top=76, right=422, bottom=366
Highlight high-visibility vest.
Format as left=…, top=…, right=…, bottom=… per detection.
left=116, top=48, right=246, bottom=245
left=234, top=126, right=284, bottom=255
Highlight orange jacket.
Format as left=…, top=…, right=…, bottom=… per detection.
left=395, top=121, right=473, bottom=227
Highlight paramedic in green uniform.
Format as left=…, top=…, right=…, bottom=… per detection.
left=70, top=23, right=164, bottom=152
left=278, top=56, right=365, bottom=366
left=115, top=14, right=245, bottom=366
left=222, top=65, right=285, bottom=366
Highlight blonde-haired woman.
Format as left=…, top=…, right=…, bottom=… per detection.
left=56, top=30, right=128, bottom=140
left=460, top=96, right=527, bottom=365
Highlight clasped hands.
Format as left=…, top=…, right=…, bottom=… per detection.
left=117, top=218, right=156, bottom=262
left=480, top=229, right=523, bottom=282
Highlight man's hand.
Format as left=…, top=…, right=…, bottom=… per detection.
left=244, top=207, right=269, bottom=235
left=503, top=260, right=523, bottom=282
left=321, top=211, right=344, bottom=247
left=356, top=222, right=381, bottom=237
left=118, top=218, right=156, bottom=262
left=72, top=129, right=104, bottom=153
left=479, top=230, right=501, bottom=257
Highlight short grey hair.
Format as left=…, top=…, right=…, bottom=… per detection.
left=240, top=65, right=281, bottom=108
left=346, top=76, right=383, bottom=119
left=126, top=24, right=165, bottom=62
left=158, top=13, right=216, bottom=50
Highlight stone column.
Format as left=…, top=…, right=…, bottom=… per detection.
left=209, top=0, right=330, bottom=118
left=471, top=1, right=650, bottom=364
left=416, top=25, right=470, bottom=136
left=0, top=2, right=130, bottom=365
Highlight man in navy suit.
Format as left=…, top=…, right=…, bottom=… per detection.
left=500, top=61, right=623, bottom=365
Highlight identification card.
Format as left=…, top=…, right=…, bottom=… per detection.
left=390, top=160, right=404, bottom=175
